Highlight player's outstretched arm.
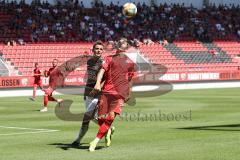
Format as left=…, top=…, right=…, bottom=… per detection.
left=44, top=70, right=49, bottom=77
left=125, top=80, right=133, bottom=101
left=94, top=68, right=105, bottom=91
left=89, top=69, right=105, bottom=97
left=100, top=80, right=105, bottom=88
left=33, top=70, right=42, bottom=76
left=35, top=73, right=45, bottom=76
left=34, top=73, right=41, bottom=76
left=125, top=80, right=136, bottom=106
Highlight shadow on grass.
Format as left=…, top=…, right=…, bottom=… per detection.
left=32, top=110, right=41, bottom=112
left=48, top=143, right=105, bottom=151
left=177, top=124, right=240, bottom=132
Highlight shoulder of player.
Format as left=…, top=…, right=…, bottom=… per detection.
left=104, top=55, right=113, bottom=60
left=101, top=55, right=112, bottom=64
left=87, top=57, right=99, bottom=65
left=87, top=56, right=96, bottom=63
left=49, top=67, right=55, bottom=71
left=34, top=68, right=41, bottom=72
left=87, top=56, right=94, bottom=61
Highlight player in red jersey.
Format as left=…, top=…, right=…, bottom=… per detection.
left=40, top=59, right=63, bottom=112
left=30, top=62, right=43, bottom=101
left=89, top=38, right=136, bottom=151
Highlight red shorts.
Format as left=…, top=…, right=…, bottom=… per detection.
left=44, top=87, right=54, bottom=96
left=98, top=93, right=124, bottom=116
left=34, top=80, right=42, bottom=86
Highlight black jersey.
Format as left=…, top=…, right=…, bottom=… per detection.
left=84, top=56, right=103, bottom=98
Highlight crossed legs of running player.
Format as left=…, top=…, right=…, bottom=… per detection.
left=89, top=94, right=123, bottom=151
left=72, top=96, right=114, bottom=146
left=40, top=87, right=62, bottom=112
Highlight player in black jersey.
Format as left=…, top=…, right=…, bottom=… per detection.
left=72, top=41, right=114, bottom=146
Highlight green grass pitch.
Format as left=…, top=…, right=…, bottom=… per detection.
left=1, top=88, right=240, bottom=160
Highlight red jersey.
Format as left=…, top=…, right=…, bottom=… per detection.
left=101, top=54, right=135, bottom=100
left=47, top=67, right=64, bottom=89
left=34, top=68, right=41, bottom=83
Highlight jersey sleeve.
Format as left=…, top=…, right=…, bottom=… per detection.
left=128, top=60, right=136, bottom=81
left=47, top=68, right=52, bottom=76
left=101, top=56, right=111, bottom=71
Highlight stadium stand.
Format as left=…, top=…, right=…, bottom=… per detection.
left=0, top=41, right=239, bottom=76
left=214, top=41, right=240, bottom=59
left=0, top=1, right=240, bottom=43
left=0, top=43, right=93, bottom=75
left=140, top=42, right=238, bottom=72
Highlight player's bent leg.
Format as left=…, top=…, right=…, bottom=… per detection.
left=40, top=93, right=49, bottom=112
left=89, top=140, right=98, bottom=152
left=73, top=97, right=98, bottom=146
left=104, top=113, right=116, bottom=147
left=48, top=95, right=58, bottom=102
left=40, top=100, right=48, bottom=112
left=72, top=113, right=92, bottom=146
left=105, top=125, right=115, bottom=147
left=83, top=97, right=99, bottom=124
left=85, top=97, right=98, bottom=116
left=89, top=113, right=116, bottom=151
left=38, top=81, right=44, bottom=91
left=72, top=125, right=89, bottom=146
left=103, top=97, right=123, bottom=147
left=89, top=95, right=109, bottom=151
left=33, top=84, right=37, bottom=99
left=30, top=84, right=37, bottom=101
left=40, top=88, right=52, bottom=112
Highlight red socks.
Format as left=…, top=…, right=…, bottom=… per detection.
left=96, top=116, right=115, bottom=139
left=44, top=95, right=58, bottom=107
left=44, top=95, right=48, bottom=107
left=98, top=117, right=105, bottom=126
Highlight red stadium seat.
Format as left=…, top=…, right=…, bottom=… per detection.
left=0, top=42, right=239, bottom=76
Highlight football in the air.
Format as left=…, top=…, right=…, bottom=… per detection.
left=122, top=2, right=137, bottom=18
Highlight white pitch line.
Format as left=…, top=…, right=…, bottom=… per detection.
left=0, top=126, right=59, bottom=131
left=0, top=126, right=60, bottom=136
left=0, top=130, right=59, bottom=136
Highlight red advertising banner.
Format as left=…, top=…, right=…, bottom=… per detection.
left=0, top=75, right=86, bottom=88
left=134, top=71, right=240, bottom=84
left=1, top=71, right=240, bottom=88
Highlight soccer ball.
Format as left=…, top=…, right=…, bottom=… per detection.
left=122, top=2, right=137, bottom=19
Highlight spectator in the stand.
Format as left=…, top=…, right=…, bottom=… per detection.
left=49, top=34, right=56, bottom=42
left=18, top=38, right=26, bottom=45
left=237, top=29, right=240, bottom=40
left=209, top=49, right=220, bottom=60
left=159, top=39, right=168, bottom=46
left=30, top=32, right=39, bottom=42
left=132, top=39, right=141, bottom=48
left=12, top=40, right=17, bottom=46
left=6, top=39, right=17, bottom=46
left=42, top=24, right=49, bottom=34
left=143, top=37, right=154, bottom=45
left=0, top=1, right=240, bottom=43
left=6, top=39, right=11, bottom=46
left=209, top=49, right=216, bottom=57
